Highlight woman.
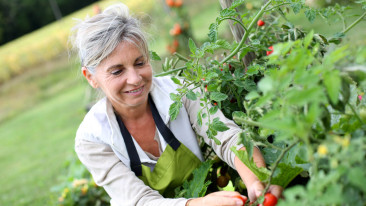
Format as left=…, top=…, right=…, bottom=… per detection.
left=72, top=3, right=282, bottom=206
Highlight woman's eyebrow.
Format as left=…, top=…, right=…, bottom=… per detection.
left=106, top=64, right=124, bottom=72
left=135, top=55, right=144, bottom=62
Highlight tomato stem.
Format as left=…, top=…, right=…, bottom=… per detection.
left=264, top=2, right=291, bottom=12
left=220, top=0, right=273, bottom=64
left=342, top=11, right=366, bottom=34
left=219, top=17, right=248, bottom=32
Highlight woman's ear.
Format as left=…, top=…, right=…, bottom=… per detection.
left=82, top=67, right=98, bottom=88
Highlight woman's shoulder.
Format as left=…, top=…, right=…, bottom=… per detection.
left=76, top=97, right=112, bottom=143
left=152, top=76, right=181, bottom=93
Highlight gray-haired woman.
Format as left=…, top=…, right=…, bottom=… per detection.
left=71, top=3, right=282, bottom=206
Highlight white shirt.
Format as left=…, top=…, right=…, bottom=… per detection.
left=75, top=76, right=242, bottom=206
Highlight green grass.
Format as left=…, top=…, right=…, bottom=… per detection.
left=0, top=81, right=87, bottom=205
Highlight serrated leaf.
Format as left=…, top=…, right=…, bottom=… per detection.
left=208, top=23, right=218, bottom=42
left=149, top=50, right=161, bottom=61
left=291, top=2, right=302, bottom=14
left=170, top=93, right=180, bottom=102
left=220, top=8, right=237, bottom=19
left=210, top=92, right=228, bottom=102
left=230, top=0, right=245, bottom=9
left=209, top=106, right=218, bottom=115
left=212, top=117, right=230, bottom=132
left=197, top=109, right=202, bottom=127
left=189, top=38, right=197, bottom=55
left=239, top=132, right=253, bottom=159
left=183, top=160, right=213, bottom=198
left=231, top=147, right=271, bottom=181
left=304, top=30, right=314, bottom=48
left=323, top=70, right=341, bottom=105
left=169, top=101, right=182, bottom=121
left=232, top=111, right=247, bottom=125
left=215, top=39, right=232, bottom=50
left=271, top=163, right=303, bottom=188
left=305, top=8, right=316, bottom=23
left=171, top=76, right=182, bottom=85
left=186, top=90, right=197, bottom=100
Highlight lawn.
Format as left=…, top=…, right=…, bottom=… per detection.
left=0, top=81, right=86, bottom=205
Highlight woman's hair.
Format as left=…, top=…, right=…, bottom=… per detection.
left=70, top=3, right=149, bottom=74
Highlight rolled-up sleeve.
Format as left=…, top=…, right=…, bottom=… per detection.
left=75, top=137, right=188, bottom=206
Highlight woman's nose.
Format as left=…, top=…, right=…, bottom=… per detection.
left=126, top=69, right=142, bottom=85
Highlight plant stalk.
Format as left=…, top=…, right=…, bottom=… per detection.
left=342, top=11, right=366, bottom=34
left=220, top=0, right=273, bottom=64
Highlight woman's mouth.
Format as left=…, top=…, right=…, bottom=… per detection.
left=125, top=86, right=144, bottom=95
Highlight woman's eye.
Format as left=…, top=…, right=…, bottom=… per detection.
left=111, top=69, right=123, bottom=75
left=136, top=61, right=145, bottom=67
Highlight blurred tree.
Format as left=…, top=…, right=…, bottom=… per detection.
left=0, top=0, right=97, bottom=46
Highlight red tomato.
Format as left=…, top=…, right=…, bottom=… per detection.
left=257, top=20, right=265, bottom=26
left=174, top=0, right=183, bottom=7
left=233, top=195, right=247, bottom=205
left=166, top=0, right=174, bottom=7
left=263, top=193, right=277, bottom=206
left=266, top=46, right=274, bottom=56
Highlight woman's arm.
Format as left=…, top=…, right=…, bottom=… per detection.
left=75, top=138, right=188, bottom=206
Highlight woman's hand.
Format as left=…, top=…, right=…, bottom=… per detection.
left=186, top=191, right=247, bottom=206
left=247, top=180, right=283, bottom=204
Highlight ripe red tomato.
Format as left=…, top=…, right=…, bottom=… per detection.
left=257, top=20, right=265, bottom=26
left=174, top=0, right=183, bottom=7
left=263, top=193, right=277, bottom=206
left=166, top=0, right=174, bottom=7
left=233, top=195, right=247, bottom=205
left=266, top=46, right=274, bottom=56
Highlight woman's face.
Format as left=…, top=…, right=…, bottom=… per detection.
left=85, top=41, right=152, bottom=110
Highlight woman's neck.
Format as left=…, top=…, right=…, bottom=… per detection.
left=113, top=100, right=150, bottom=122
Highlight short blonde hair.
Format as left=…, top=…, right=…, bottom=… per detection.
left=70, top=3, right=149, bottom=73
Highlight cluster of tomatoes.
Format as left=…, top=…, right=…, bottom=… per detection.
left=256, top=19, right=274, bottom=56
left=165, top=0, right=183, bottom=8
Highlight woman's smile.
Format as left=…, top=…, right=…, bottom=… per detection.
left=124, top=85, right=145, bottom=96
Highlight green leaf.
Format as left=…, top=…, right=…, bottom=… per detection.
left=220, top=8, right=237, bottom=19
left=304, top=30, right=314, bottom=48
left=183, top=160, right=213, bottom=198
left=189, top=38, right=197, bottom=55
left=271, top=163, right=303, bottom=188
left=208, top=23, right=218, bottom=42
left=197, top=109, right=202, bottom=127
left=348, top=167, right=366, bottom=193
left=169, top=101, right=182, bottom=121
left=210, top=92, right=228, bottom=102
left=305, top=8, right=316, bottom=23
left=209, top=106, right=218, bottom=115
left=215, top=39, right=231, bottom=50
left=239, top=132, right=253, bottom=159
left=170, top=76, right=182, bottom=85
left=243, top=79, right=257, bottom=92
left=212, top=117, right=229, bottom=132
left=170, top=93, right=180, bottom=102
left=232, top=111, right=247, bottom=125
left=258, top=76, right=273, bottom=94
left=231, top=148, right=271, bottom=181
left=149, top=51, right=161, bottom=61
left=186, top=90, right=197, bottom=101
left=291, top=2, right=302, bottom=14
left=245, top=91, right=260, bottom=100
left=230, top=0, right=245, bottom=9
left=323, top=70, right=341, bottom=105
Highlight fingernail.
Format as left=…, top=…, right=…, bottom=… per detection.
left=236, top=200, right=243, bottom=206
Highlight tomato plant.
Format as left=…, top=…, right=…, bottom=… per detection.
left=153, top=0, right=366, bottom=205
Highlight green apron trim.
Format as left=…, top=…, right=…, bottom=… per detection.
left=139, top=143, right=201, bottom=197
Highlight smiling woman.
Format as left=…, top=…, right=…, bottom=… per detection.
left=70, top=3, right=282, bottom=206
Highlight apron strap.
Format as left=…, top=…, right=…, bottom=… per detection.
left=148, top=95, right=181, bottom=151
left=115, top=95, right=181, bottom=176
left=115, top=113, right=143, bottom=176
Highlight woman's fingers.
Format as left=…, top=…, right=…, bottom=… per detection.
left=202, top=191, right=247, bottom=206
left=267, top=185, right=284, bottom=199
